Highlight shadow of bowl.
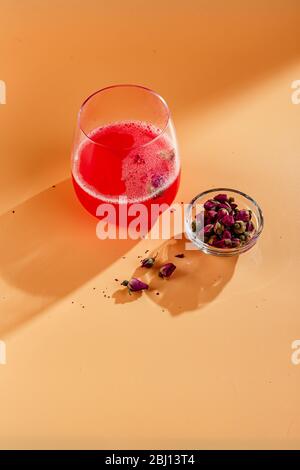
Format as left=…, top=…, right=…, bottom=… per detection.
left=113, top=235, right=238, bottom=315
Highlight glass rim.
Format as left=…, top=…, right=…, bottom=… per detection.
left=185, top=187, right=264, bottom=256
left=78, top=84, right=171, bottom=151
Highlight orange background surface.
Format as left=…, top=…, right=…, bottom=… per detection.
left=0, top=0, right=300, bottom=449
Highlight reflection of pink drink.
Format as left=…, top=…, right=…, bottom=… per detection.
left=72, top=120, right=180, bottom=226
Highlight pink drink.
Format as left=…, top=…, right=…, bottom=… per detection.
left=72, top=121, right=180, bottom=227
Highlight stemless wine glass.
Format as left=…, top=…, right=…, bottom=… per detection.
left=71, top=85, right=180, bottom=230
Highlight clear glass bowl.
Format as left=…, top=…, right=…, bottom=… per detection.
left=185, top=188, right=264, bottom=257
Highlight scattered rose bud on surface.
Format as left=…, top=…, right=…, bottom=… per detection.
left=175, top=253, right=185, bottom=258
left=159, top=263, right=176, bottom=278
left=141, top=253, right=157, bottom=268
left=121, top=278, right=149, bottom=294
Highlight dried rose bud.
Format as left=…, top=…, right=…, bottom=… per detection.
left=239, top=234, right=247, bottom=242
left=217, top=208, right=229, bottom=220
left=228, top=196, right=235, bottom=203
left=221, top=214, right=235, bottom=226
left=159, top=263, right=176, bottom=278
left=222, top=230, right=232, bottom=240
left=240, top=232, right=251, bottom=243
left=208, top=235, right=217, bottom=245
left=214, top=221, right=224, bottom=235
left=234, top=220, right=246, bottom=234
left=204, top=215, right=215, bottom=226
left=191, top=220, right=196, bottom=232
left=213, top=239, right=226, bottom=248
left=219, top=203, right=232, bottom=213
left=175, top=253, right=184, bottom=258
left=235, top=210, right=251, bottom=222
left=204, top=224, right=214, bottom=235
left=231, top=238, right=241, bottom=247
left=121, top=278, right=149, bottom=294
left=204, top=200, right=217, bottom=211
left=224, top=238, right=232, bottom=247
left=230, top=203, right=238, bottom=210
left=214, top=238, right=232, bottom=248
left=206, top=210, right=218, bottom=221
left=151, top=174, right=164, bottom=189
left=141, top=253, right=157, bottom=268
left=246, top=221, right=255, bottom=232
left=214, top=194, right=228, bottom=203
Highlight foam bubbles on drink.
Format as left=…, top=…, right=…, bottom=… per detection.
left=72, top=120, right=179, bottom=204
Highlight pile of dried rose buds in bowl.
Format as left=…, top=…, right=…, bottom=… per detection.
left=186, top=190, right=264, bottom=256
left=192, top=193, right=254, bottom=248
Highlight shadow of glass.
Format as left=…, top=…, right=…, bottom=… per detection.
left=0, top=179, right=138, bottom=335
left=113, top=235, right=238, bottom=315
